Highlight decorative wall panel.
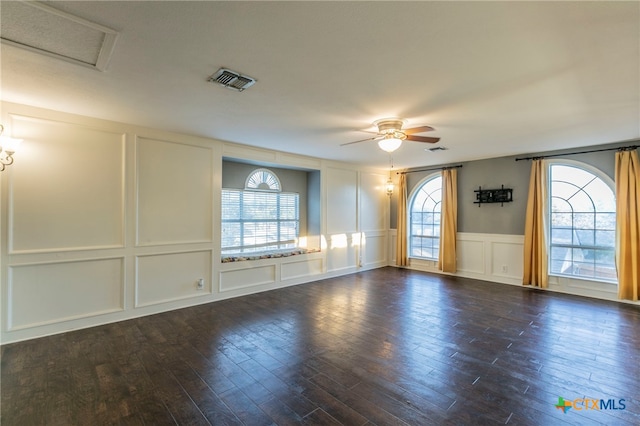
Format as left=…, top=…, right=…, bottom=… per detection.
left=136, top=250, right=212, bottom=307
left=491, top=241, right=523, bottom=279
left=219, top=264, right=276, bottom=292
left=457, top=238, right=486, bottom=274
left=9, top=115, right=125, bottom=253
left=451, top=233, right=524, bottom=285
left=281, top=256, right=323, bottom=281
left=326, top=236, right=358, bottom=272
left=137, top=137, right=213, bottom=246
left=326, top=167, right=357, bottom=234
left=8, top=258, right=124, bottom=330
left=359, top=172, right=387, bottom=232
left=362, top=232, right=387, bottom=267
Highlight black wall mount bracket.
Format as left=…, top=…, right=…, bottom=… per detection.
left=474, top=185, right=513, bottom=207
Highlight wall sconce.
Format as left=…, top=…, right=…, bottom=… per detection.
left=0, top=125, right=22, bottom=171
left=385, top=158, right=395, bottom=196
left=386, top=177, right=394, bottom=196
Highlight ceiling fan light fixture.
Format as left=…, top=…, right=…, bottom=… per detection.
left=378, top=137, right=402, bottom=153
left=373, top=118, right=405, bottom=134
left=341, top=117, right=439, bottom=150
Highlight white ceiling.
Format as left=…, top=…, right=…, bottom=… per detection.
left=1, top=1, right=639, bottom=169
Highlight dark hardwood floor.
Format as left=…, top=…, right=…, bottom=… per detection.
left=2, top=267, right=639, bottom=425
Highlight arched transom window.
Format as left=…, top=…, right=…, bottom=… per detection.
left=245, top=168, right=281, bottom=191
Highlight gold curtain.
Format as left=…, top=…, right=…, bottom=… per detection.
left=523, top=159, right=548, bottom=288
left=395, top=173, right=409, bottom=266
left=438, top=168, right=457, bottom=273
left=615, top=150, right=640, bottom=300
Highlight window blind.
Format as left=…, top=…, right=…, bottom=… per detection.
left=221, top=189, right=299, bottom=254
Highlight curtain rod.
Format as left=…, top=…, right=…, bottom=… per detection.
left=398, top=164, right=463, bottom=175
left=515, top=144, right=639, bottom=161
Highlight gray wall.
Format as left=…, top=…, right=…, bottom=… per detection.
left=457, top=155, right=529, bottom=234
left=307, top=170, right=321, bottom=237
left=393, top=140, right=637, bottom=235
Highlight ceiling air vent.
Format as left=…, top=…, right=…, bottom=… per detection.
left=207, top=68, right=256, bottom=92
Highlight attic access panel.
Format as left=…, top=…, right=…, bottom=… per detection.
left=0, top=1, right=119, bottom=71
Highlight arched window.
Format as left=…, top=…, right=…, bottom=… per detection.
left=245, top=168, right=281, bottom=191
left=222, top=168, right=299, bottom=254
left=548, top=161, right=617, bottom=282
left=409, top=174, right=442, bottom=259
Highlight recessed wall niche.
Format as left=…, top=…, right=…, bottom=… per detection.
left=222, top=158, right=321, bottom=251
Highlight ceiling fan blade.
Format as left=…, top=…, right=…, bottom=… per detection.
left=403, top=125, right=435, bottom=135
left=340, top=136, right=383, bottom=146
left=406, top=135, right=440, bottom=143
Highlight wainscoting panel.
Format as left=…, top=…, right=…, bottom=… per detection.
left=389, top=229, right=397, bottom=266
left=491, top=240, right=524, bottom=280
left=326, top=234, right=358, bottom=273
left=362, top=231, right=388, bottom=268
left=392, top=232, right=525, bottom=285
left=135, top=251, right=212, bottom=307
left=8, top=115, right=125, bottom=253
left=219, top=263, right=276, bottom=292
left=456, top=237, right=486, bottom=275
left=392, top=231, right=627, bottom=302
left=281, top=255, right=324, bottom=281
left=136, top=137, right=213, bottom=246
left=452, top=233, right=524, bottom=285
left=8, top=258, right=124, bottom=330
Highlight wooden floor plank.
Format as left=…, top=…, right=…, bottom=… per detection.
left=2, top=267, right=640, bottom=425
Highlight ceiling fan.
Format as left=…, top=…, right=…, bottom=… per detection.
left=341, top=118, right=440, bottom=153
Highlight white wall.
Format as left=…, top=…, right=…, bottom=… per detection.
left=0, top=102, right=391, bottom=344
left=8, top=102, right=625, bottom=345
